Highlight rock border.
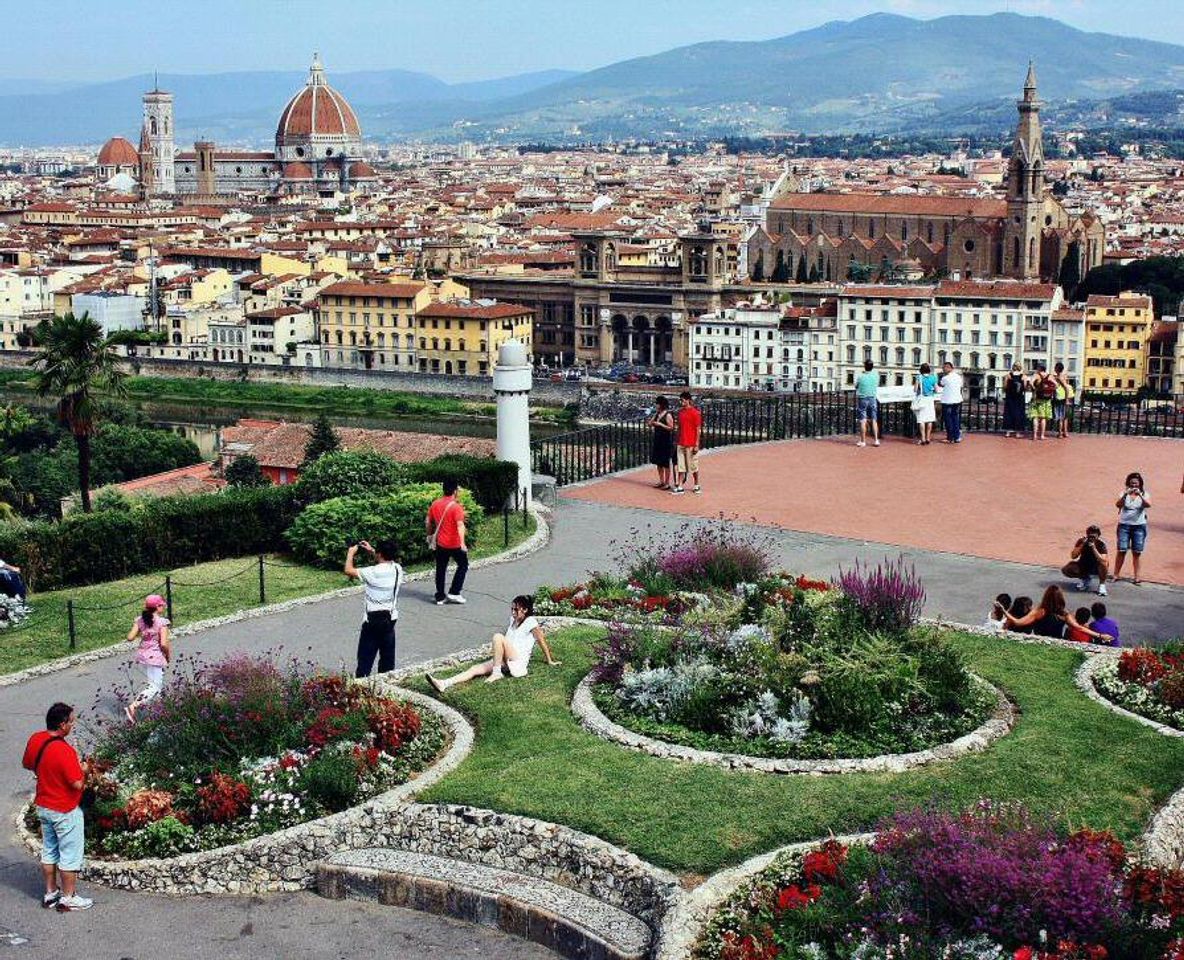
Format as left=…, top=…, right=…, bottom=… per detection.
left=0, top=505, right=550, bottom=690
left=1074, top=654, right=1184, bottom=739
left=15, top=684, right=475, bottom=895
left=571, top=672, right=1015, bottom=776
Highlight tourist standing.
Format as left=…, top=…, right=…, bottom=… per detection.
left=1002, top=363, right=1027, bottom=437
left=938, top=361, right=964, bottom=443
left=672, top=391, right=702, bottom=495
left=1052, top=362, right=1072, bottom=439
left=426, top=479, right=469, bottom=604
left=647, top=396, right=676, bottom=489
left=1029, top=363, right=1055, bottom=441
left=124, top=594, right=171, bottom=723
left=1111, top=471, right=1151, bottom=584
left=22, top=702, right=92, bottom=911
left=912, top=363, right=938, bottom=445
left=344, top=538, right=404, bottom=676
left=427, top=595, right=561, bottom=690
left=855, top=360, right=881, bottom=448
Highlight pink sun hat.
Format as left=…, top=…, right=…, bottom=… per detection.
left=145, top=594, right=166, bottom=610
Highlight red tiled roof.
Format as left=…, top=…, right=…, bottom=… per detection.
left=113, top=462, right=225, bottom=497
left=417, top=301, right=532, bottom=320
left=935, top=280, right=1058, bottom=300
left=771, top=192, right=1007, bottom=219
left=1085, top=293, right=1153, bottom=309
left=840, top=284, right=935, bottom=299
left=319, top=280, right=427, bottom=300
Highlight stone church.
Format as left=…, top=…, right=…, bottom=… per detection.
left=747, top=65, right=1104, bottom=285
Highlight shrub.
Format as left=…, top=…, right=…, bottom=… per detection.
left=195, top=772, right=252, bottom=825
left=368, top=700, right=422, bottom=754
left=224, top=454, right=268, bottom=488
left=399, top=454, right=519, bottom=512
left=835, top=556, right=926, bottom=634
left=296, top=449, right=405, bottom=503
left=0, top=483, right=301, bottom=590
left=115, top=816, right=196, bottom=860
left=617, top=521, right=773, bottom=594
left=124, top=789, right=175, bottom=829
left=300, top=748, right=361, bottom=812
left=285, top=483, right=482, bottom=568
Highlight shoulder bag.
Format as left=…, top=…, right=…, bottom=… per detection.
left=426, top=499, right=457, bottom=551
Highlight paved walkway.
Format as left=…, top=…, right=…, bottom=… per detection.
left=565, top=433, right=1184, bottom=586
left=2, top=495, right=1183, bottom=957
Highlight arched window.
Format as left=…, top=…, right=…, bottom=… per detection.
left=1028, top=237, right=1036, bottom=270
left=912, top=347, right=922, bottom=365
left=901, top=222, right=908, bottom=242
left=1013, top=237, right=1021, bottom=266
left=927, top=222, right=934, bottom=244
left=807, top=218, right=814, bottom=236
left=150, top=117, right=158, bottom=135
left=868, top=220, right=875, bottom=239
left=953, top=351, right=962, bottom=367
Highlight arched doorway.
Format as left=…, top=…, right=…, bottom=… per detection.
left=611, top=314, right=629, bottom=362
left=632, top=315, right=651, bottom=365
left=654, top=315, right=673, bottom=366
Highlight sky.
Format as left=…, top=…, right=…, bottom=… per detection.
left=4, top=0, right=1183, bottom=85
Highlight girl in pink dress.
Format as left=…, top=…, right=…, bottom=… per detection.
left=125, top=594, right=171, bottom=722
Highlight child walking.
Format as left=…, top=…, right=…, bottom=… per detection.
left=125, top=594, right=171, bottom=722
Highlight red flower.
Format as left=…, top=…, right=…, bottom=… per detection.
left=368, top=700, right=422, bottom=755
left=571, top=595, right=593, bottom=611
left=1067, top=828, right=1127, bottom=872
left=795, top=575, right=831, bottom=592
left=802, top=840, right=848, bottom=884
left=304, top=706, right=350, bottom=748
left=550, top=587, right=576, bottom=603
left=1118, top=648, right=1168, bottom=685
left=195, top=772, right=252, bottom=825
left=721, top=932, right=781, bottom=960
left=1015, top=948, right=1034, bottom=960
left=775, top=883, right=820, bottom=911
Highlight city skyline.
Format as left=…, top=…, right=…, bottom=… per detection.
left=4, top=0, right=1184, bottom=86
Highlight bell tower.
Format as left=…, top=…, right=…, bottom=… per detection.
left=142, top=77, right=176, bottom=195
left=1003, top=62, right=1045, bottom=279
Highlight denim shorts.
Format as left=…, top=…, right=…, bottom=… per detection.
left=38, top=805, right=85, bottom=871
left=857, top=396, right=879, bottom=421
left=1117, top=523, right=1148, bottom=553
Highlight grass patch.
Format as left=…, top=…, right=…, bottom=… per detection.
left=0, top=371, right=575, bottom=424
left=0, top=511, right=536, bottom=676
left=413, top=627, right=1184, bottom=875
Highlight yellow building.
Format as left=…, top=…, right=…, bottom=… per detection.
left=415, top=300, right=533, bottom=377
left=1083, top=291, right=1155, bottom=395
left=316, top=280, right=431, bottom=370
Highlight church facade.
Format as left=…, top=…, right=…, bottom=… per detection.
left=97, top=55, right=376, bottom=199
left=748, top=66, right=1104, bottom=285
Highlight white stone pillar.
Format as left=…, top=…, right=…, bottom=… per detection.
left=494, top=339, right=533, bottom=509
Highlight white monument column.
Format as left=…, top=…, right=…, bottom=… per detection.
left=494, top=339, right=533, bottom=509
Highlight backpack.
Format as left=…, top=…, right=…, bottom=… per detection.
left=1037, top=376, right=1056, bottom=400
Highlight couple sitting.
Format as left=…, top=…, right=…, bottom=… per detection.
left=1062, top=524, right=1108, bottom=597
left=428, top=595, right=560, bottom=692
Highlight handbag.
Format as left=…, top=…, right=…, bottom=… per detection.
left=426, top=499, right=457, bottom=551
left=910, top=396, right=926, bottom=412
left=1023, top=389, right=1033, bottom=405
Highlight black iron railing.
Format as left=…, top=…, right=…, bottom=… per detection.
left=531, top=393, right=1184, bottom=487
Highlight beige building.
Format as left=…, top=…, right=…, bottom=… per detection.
left=316, top=280, right=431, bottom=370
left=1083, top=291, right=1155, bottom=395
left=415, top=300, right=533, bottom=377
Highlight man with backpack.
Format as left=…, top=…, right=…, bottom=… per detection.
left=1030, top=363, right=1056, bottom=441
left=21, top=702, right=92, bottom=911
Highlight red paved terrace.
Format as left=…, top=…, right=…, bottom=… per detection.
left=562, top=434, right=1184, bottom=587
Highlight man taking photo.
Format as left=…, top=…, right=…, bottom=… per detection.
left=1063, top=524, right=1109, bottom=596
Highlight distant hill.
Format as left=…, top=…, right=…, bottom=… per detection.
left=0, top=67, right=578, bottom=146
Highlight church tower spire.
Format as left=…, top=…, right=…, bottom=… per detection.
left=1004, top=61, right=1045, bottom=279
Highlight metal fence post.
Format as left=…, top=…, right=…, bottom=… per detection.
left=67, top=599, right=76, bottom=650
left=503, top=505, right=510, bottom=547
left=258, top=554, right=266, bottom=605
left=522, top=487, right=528, bottom=527
left=165, top=575, right=173, bottom=621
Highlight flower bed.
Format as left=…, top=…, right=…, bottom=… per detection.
left=1093, top=647, right=1184, bottom=731
left=47, top=654, right=447, bottom=859
left=587, top=558, right=991, bottom=761
left=697, top=803, right=1184, bottom=960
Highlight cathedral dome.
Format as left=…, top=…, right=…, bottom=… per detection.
left=282, top=161, right=314, bottom=179
left=347, top=160, right=376, bottom=179
left=275, top=54, right=361, bottom=148
left=98, top=136, right=139, bottom=167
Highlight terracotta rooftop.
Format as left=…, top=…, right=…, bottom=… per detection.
left=935, top=280, right=1058, bottom=300
left=839, top=284, right=936, bottom=299
left=112, top=462, right=225, bottom=498
left=418, top=300, right=532, bottom=320
left=770, top=192, right=1007, bottom=219
left=319, top=280, right=427, bottom=300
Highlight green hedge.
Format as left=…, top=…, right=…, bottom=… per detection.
left=285, top=484, right=483, bottom=569
left=0, top=485, right=302, bottom=591
left=295, top=450, right=406, bottom=503
left=399, top=455, right=520, bottom=512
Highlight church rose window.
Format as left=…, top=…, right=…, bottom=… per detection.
left=963, top=239, right=975, bottom=253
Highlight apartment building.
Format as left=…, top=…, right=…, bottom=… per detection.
left=415, top=300, right=533, bottom=376
left=316, top=280, right=431, bottom=370
left=1083, top=292, right=1155, bottom=395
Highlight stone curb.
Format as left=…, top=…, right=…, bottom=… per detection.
left=652, top=833, right=873, bottom=960
left=1074, top=656, right=1184, bottom=739
left=571, top=672, right=1015, bottom=776
left=0, top=505, right=550, bottom=691
left=14, top=684, right=476, bottom=895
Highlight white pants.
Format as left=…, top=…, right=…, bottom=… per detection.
left=131, top=664, right=164, bottom=708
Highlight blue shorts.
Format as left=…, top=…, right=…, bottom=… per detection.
left=857, top=396, right=879, bottom=421
left=1117, top=524, right=1147, bottom=553
left=38, top=805, right=85, bottom=871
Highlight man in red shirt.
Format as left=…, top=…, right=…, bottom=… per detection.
left=21, top=702, right=92, bottom=911
left=425, top=478, right=469, bottom=605
left=672, top=391, right=703, bottom=495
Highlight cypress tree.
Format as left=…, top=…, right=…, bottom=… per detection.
left=303, top=412, right=341, bottom=464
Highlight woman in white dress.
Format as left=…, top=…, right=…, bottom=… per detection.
left=912, top=363, right=938, bottom=445
left=427, top=595, right=560, bottom=691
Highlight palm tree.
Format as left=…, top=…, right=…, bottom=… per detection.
left=29, top=313, right=126, bottom=513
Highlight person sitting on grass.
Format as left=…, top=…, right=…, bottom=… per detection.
left=983, top=592, right=1012, bottom=633
left=1003, top=595, right=1034, bottom=634
left=1065, top=606, right=1116, bottom=645
left=427, top=595, right=560, bottom=691
left=1088, top=601, right=1121, bottom=647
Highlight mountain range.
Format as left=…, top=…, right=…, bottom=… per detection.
left=6, top=13, right=1184, bottom=146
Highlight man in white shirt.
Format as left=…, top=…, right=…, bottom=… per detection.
left=938, top=361, right=964, bottom=443
left=344, top=538, right=404, bottom=677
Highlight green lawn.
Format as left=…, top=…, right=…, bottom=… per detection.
left=414, top=627, right=1184, bottom=875
left=0, top=511, right=536, bottom=675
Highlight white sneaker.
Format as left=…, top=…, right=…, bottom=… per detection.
left=692, top=485, right=701, bottom=494
left=1097, top=584, right=1108, bottom=597
left=873, top=439, right=880, bottom=447
left=56, top=894, right=93, bottom=911
left=42, top=889, right=60, bottom=908
left=446, top=594, right=466, bottom=604
left=671, top=486, right=685, bottom=495
left=856, top=441, right=866, bottom=447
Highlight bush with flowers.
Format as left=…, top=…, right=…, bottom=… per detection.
left=589, top=559, right=990, bottom=760
left=1092, top=644, right=1184, bottom=730
left=697, top=802, right=1184, bottom=960
left=66, top=653, right=446, bottom=859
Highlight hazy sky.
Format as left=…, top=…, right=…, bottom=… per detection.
left=6, top=0, right=1183, bottom=84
